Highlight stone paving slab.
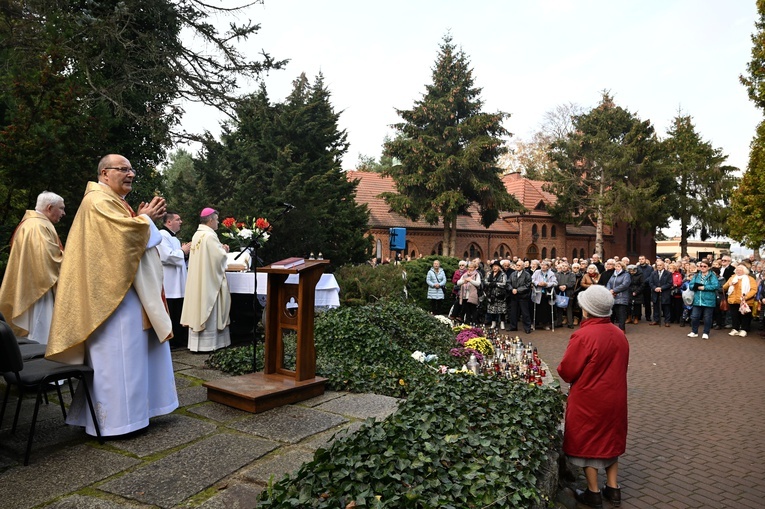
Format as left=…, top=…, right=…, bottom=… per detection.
left=171, top=350, right=212, bottom=368
left=177, top=385, right=209, bottom=407
left=0, top=414, right=86, bottom=458
left=229, top=405, right=348, bottom=444
left=44, top=494, right=143, bottom=508
left=313, top=392, right=402, bottom=420
left=299, top=390, right=345, bottom=407
left=241, top=445, right=316, bottom=484
left=0, top=444, right=139, bottom=509
left=187, top=401, right=252, bottom=423
left=177, top=367, right=232, bottom=381
left=197, top=482, right=263, bottom=509
left=107, top=413, right=217, bottom=458
left=98, top=432, right=278, bottom=508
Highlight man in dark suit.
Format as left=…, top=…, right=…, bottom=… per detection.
left=648, top=259, right=673, bottom=326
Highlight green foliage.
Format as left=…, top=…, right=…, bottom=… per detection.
left=402, top=256, right=461, bottom=315
left=729, top=120, right=765, bottom=248
left=662, top=114, right=737, bottom=254
left=546, top=92, right=669, bottom=254
left=207, top=300, right=460, bottom=398
left=315, top=301, right=460, bottom=397
left=257, top=374, right=564, bottom=508
left=186, top=74, right=372, bottom=268
left=207, top=334, right=297, bottom=375
left=381, top=34, right=523, bottom=256
left=0, top=0, right=282, bottom=242
left=334, top=263, right=407, bottom=306
left=741, top=0, right=765, bottom=111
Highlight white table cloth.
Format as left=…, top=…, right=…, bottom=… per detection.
left=225, top=272, right=340, bottom=308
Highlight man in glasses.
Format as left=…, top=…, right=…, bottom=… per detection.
left=0, top=191, right=65, bottom=344
left=46, top=154, right=178, bottom=438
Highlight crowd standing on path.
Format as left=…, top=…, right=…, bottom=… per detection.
left=434, top=250, right=765, bottom=343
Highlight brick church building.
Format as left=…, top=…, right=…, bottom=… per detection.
left=348, top=171, right=656, bottom=262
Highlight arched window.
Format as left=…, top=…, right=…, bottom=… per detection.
left=580, top=248, right=585, bottom=259
left=551, top=225, right=557, bottom=238
left=532, top=224, right=538, bottom=236
left=573, top=248, right=578, bottom=260
left=495, top=243, right=511, bottom=259
left=626, top=227, right=632, bottom=252
left=632, top=229, right=638, bottom=252
left=526, top=244, right=538, bottom=260
left=541, top=247, right=547, bottom=259
left=541, top=225, right=547, bottom=238
left=551, top=247, right=557, bottom=259
left=431, top=242, right=443, bottom=256
left=467, top=243, right=481, bottom=260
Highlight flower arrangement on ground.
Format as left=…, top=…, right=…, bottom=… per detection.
left=221, top=216, right=270, bottom=250
left=450, top=326, right=493, bottom=364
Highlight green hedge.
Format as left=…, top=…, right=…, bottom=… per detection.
left=334, top=263, right=407, bottom=306
left=208, top=300, right=460, bottom=398
left=258, top=374, right=564, bottom=508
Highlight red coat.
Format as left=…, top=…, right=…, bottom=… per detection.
left=557, top=317, right=629, bottom=459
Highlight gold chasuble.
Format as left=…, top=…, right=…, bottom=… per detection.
left=46, top=182, right=171, bottom=363
left=181, top=224, right=231, bottom=332
left=0, top=210, right=63, bottom=336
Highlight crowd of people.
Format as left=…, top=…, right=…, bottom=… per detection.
left=0, top=154, right=234, bottom=439
left=427, top=251, right=765, bottom=341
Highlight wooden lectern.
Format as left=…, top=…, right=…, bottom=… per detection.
left=203, top=259, right=329, bottom=413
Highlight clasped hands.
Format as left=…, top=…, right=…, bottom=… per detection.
left=137, top=196, right=166, bottom=221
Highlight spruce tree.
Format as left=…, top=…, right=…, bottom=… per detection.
left=381, top=34, right=521, bottom=256
left=546, top=93, right=667, bottom=257
left=190, top=74, right=371, bottom=267
left=662, top=115, right=735, bottom=256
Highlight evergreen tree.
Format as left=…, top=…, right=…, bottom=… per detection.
left=730, top=0, right=765, bottom=251
left=546, top=93, right=668, bottom=257
left=381, top=35, right=522, bottom=257
left=0, top=0, right=283, bottom=239
left=662, top=114, right=736, bottom=256
left=191, top=74, right=371, bottom=267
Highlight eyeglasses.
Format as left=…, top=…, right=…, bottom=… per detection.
left=698, top=264, right=708, bottom=268
left=104, top=166, right=136, bottom=174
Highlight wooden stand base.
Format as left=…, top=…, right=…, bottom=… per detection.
left=203, top=372, right=327, bottom=414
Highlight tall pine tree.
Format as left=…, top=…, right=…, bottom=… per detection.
left=381, top=35, right=522, bottom=256
left=662, top=114, right=736, bottom=256
left=546, top=92, right=667, bottom=257
left=188, top=74, right=371, bottom=267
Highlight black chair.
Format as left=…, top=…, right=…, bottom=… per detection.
left=0, top=321, right=103, bottom=465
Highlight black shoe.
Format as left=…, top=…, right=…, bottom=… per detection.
left=574, top=488, right=603, bottom=509
left=568, top=324, right=575, bottom=328
left=679, top=321, right=685, bottom=327
left=524, top=329, right=532, bottom=334
left=602, top=485, right=621, bottom=507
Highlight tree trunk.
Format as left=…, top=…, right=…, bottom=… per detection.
left=595, top=176, right=604, bottom=258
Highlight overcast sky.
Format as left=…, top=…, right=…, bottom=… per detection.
left=180, top=1, right=762, bottom=249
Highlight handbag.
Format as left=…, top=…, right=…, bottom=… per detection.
left=740, top=300, right=751, bottom=314
left=720, top=298, right=729, bottom=312
left=554, top=293, right=570, bottom=308
left=682, top=288, right=695, bottom=306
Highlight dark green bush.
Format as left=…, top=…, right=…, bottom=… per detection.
left=334, top=263, right=407, bottom=306
left=258, top=373, right=565, bottom=508
left=208, top=300, right=460, bottom=398
left=401, top=255, right=461, bottom=315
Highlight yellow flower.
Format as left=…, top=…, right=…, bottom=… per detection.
left=399, top=379, right=406, bottom=386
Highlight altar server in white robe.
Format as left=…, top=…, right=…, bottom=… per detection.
left=0, top=191, right=65, bottom=343
left=46, top=154, right=178, bottom=437
left=158, top=211, right=190, bottom=348
left=181, top=208, right=231, bottom=352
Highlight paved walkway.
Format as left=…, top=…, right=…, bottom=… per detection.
left=531, top=320, right=765, bottom=509
left=0, top=348, right=402, bottom=508
left=1, top=321, right=764, bottom=508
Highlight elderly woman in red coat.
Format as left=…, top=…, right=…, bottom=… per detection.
left=557, top=284, right=629, bottom=509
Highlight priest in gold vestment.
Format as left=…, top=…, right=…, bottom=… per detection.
left=0, top=192, right=65, bottom=343
left=181, top=208, right=231, bottom=352
left=46, top=154, right=178, bottom=437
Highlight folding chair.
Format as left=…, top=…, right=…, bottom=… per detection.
left=0, top=321, right=103, bottom=465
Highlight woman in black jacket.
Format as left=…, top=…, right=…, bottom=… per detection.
left=627, top=265, right=643, bottom=324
